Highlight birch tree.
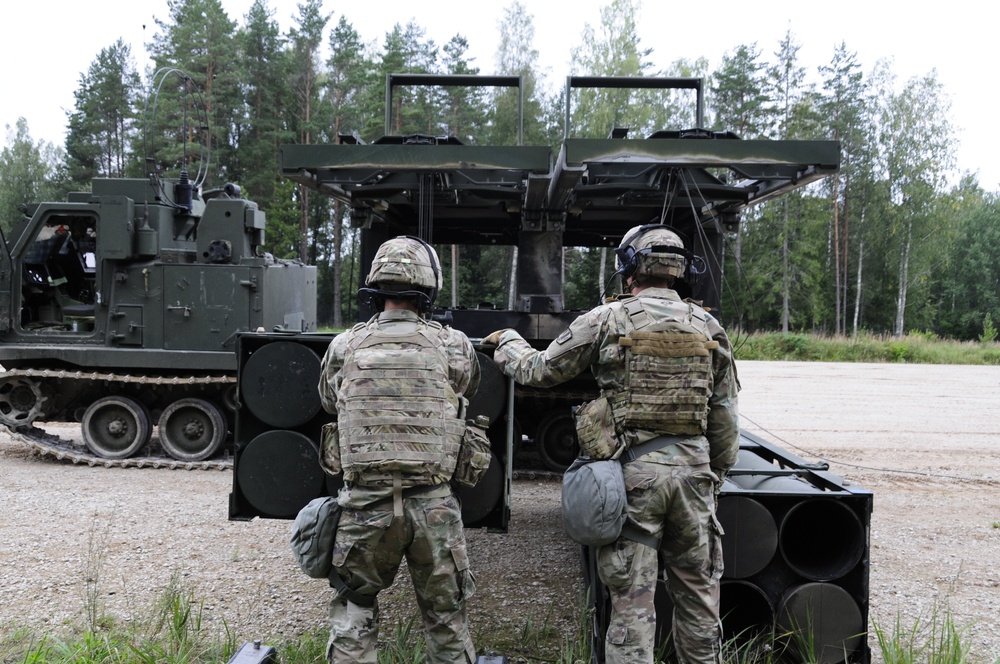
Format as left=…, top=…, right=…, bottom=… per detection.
left=819, top=42, right=868, bottom=335
left=876, top=66, right=955, bottom=335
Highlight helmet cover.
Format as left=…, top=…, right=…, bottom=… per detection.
left=366, top=236, right=442, bottom=294
left=616, top=224, right=686, bottom=282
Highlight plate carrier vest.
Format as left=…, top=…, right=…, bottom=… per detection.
left=609, top=296, right=719, bottom=436
left=338, top=317, right=464, bottom=487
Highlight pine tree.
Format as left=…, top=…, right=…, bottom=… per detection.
left=287, top=0, right=331, bottom=264
left=146, top=0, right=242, bottom=185
left=64, top=39, right=142, bottom=187
left=819, top=41, right=868, bottom=335
left=711, top=43, right=774, bottom=139
left=232, top=0, right=293, bottom=205
left=321, top=15, right=374, bottom=327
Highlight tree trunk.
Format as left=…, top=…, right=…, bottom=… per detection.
left=734, top=229, right=744, bottom=330
left=832, top=174, right=842, bottom=335
left=852, top=236, right=863, bottom=336
left=507, top=247, right=518, bottom=310
left=599, top=247, right=607, bottom=301
left=332, top=200, right=343, bottom=329
left=781, top=198, right=790, bottom=333
left=841, top=173, right=850, bottom=335
left=894, top=218, right=912, bottom=336
left=298, top=74, right=313, bottom=264
left=299, top=187, right=309, bottom=264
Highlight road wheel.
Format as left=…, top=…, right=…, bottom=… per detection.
left=82, top=396, right=152, bottom=459
left=158, top=398, right=227, bottom=462
left=536, top=411, right=579, bottom=472
left=0, top=377, right=47, bottom=427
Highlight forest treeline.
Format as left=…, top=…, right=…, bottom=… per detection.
left=0, top=0, right=996, bottom=339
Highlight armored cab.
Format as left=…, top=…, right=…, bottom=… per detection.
left=230, top=74, right=871, bottom=662
left=0, top=172, right=316, bottom=464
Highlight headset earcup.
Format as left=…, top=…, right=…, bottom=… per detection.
left=616, top=246, right=638, bottom=280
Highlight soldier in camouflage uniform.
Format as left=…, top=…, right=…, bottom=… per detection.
left=318, top=236, right=480, bottom=663
left=485, top=225, right=740, bottom=664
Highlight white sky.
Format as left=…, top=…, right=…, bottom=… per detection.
left=2, top=0, right=996, bottom=189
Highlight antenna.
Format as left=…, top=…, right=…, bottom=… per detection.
left=142, top=68, right=212, bottom=194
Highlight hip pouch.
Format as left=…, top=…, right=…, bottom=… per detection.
left=574, top=396, right=624, bottom=460
left=319, top=421, right=341, bottom=476
left=453, top=418, right=492, bottom=487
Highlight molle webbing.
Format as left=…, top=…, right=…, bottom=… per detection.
left=339, top=322, right=462, bottom=487
left=614, top=298, right=716, bottom=435
left=619, top=331, right=720, bottom=357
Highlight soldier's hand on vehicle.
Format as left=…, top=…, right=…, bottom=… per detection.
left=482, top=329, right=512, bottom=347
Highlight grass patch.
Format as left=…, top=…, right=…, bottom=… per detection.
left=733, top=330, right=1000, bottom=365
left=3, top=587, right=997, bottom=663
left=873, top=603, right=977, bottom=664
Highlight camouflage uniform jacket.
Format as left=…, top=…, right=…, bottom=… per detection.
left=493, top=287, right=739, bottom=472
left=318, top=309, right=481, bottom=508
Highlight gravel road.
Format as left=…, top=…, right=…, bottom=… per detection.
left=1, top=360, right=998, bottom=661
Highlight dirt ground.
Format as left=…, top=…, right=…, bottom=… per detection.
left=1, top=360, right=998, bottom=661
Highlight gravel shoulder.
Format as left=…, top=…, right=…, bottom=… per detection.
left=1, top=361, right=998, bottom=661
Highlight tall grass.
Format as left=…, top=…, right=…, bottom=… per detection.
left=3, top=585, right=997, bottom=663
left=873, top=603, right=977, bottom=664
left=733, top=330, right=1000, bottom=365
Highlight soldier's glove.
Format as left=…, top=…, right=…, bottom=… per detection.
left=711, top=466, right=727, bottom=502
left=482, top=329, right=513, bottom=347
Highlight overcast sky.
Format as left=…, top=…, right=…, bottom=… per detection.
left=3, top=0, right=995, bottom=189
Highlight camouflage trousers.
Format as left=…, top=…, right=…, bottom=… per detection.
left=326, top=487, right=477, bottom=664
left=597, top=460, right=724, bottom=664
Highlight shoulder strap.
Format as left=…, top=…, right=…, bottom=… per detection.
left=620, top=434, right=685, bottom=464
left=621, top=522, right=661, bottom=549
left=619, top=296, right=651, bottom=330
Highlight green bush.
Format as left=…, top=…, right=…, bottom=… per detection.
left=981, top=313, right=998, bottom=344
left=734, top=331, right=1000, bottom=365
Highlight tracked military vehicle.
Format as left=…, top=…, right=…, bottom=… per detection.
left=230, top=75, right=871, bottom=662
left=0, top=173, right=316, bottom=467
left=0, top=72, right=316, bottom=468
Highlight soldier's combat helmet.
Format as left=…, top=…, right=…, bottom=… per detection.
left=361, top=236, right=442, bottom=313
left=615, top=224, right=688, bottom=284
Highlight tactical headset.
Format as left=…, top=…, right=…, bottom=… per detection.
left=614, top=223, right=707, bottom=285
left=401, top=234, right=441, bottom=312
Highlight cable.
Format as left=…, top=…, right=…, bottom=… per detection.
left=143, top=67, right=212, bottom=194
left=740, top=413, right=1000, bottom=486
